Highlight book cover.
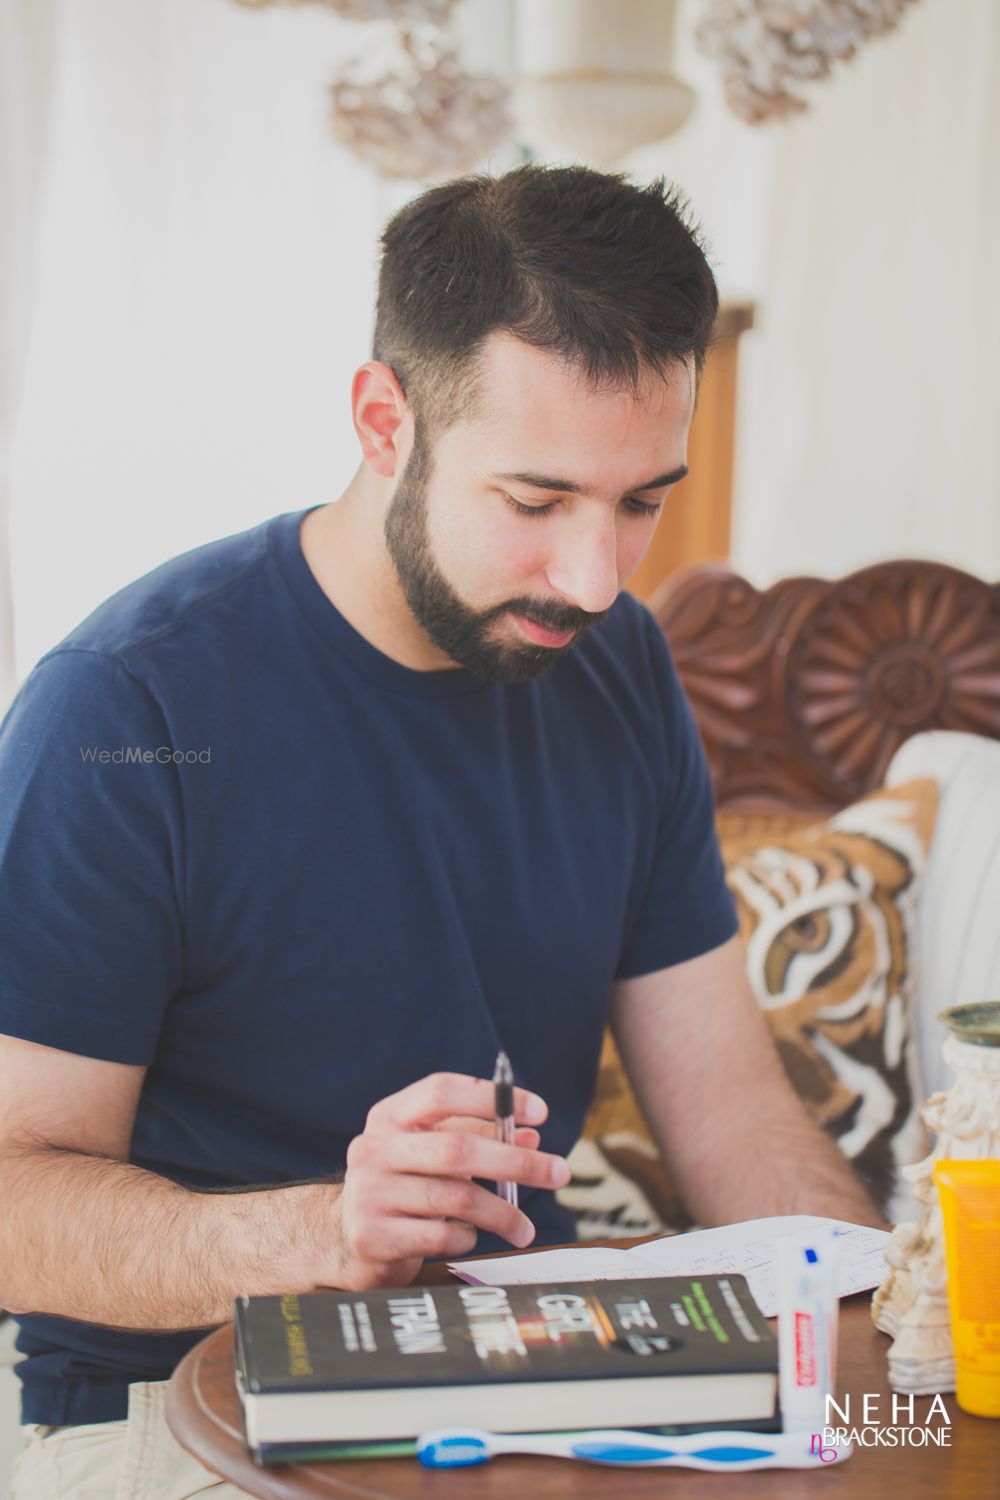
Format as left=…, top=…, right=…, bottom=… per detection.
left=235, top=1274, right=778, bottom=1449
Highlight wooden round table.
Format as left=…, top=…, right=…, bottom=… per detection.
left=165, top=1253, right=999, bottom=1500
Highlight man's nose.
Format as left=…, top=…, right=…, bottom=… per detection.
left=544, top=513, right=621, bottom=615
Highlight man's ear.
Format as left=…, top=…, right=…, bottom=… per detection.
left=351, top=361, right=411, bottom=479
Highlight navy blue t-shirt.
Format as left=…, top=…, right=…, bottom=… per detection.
left=0, top=507, right=736, bottom=1424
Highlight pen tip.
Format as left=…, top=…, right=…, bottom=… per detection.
left=493, top=1049, right=512, bottom=1082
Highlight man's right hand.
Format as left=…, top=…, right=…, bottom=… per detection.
left=319, top=1072, right=571, bottom=1290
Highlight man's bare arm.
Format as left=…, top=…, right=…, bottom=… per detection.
left=0, top=1141, right=336, bottom=1329
left=610, top=936, right=888, bottom=1229
left=0, top=1037, right=567, bottom=1328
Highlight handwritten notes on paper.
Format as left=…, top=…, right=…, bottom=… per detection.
left=448, top=1215, right=891, bottom=1317
left=615, top=1217, right=892, bottom=1316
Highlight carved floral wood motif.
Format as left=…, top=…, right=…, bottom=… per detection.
left=651, top=560, right=1000, bottom=814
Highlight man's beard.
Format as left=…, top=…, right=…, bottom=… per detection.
left=384, top=430, right=607, bottom=684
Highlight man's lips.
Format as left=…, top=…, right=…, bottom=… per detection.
left=508, top=613, right=576, bottom=648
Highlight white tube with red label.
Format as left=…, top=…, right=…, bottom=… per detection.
left=776, top=1227, right=841, bottom=1434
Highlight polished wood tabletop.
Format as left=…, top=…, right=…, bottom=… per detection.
left=165, top=1240, right=1000, bottom=1499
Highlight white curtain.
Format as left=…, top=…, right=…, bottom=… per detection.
left=3, top=0, right=434, bottom=688
left=0, top=0, right=57, bottom=703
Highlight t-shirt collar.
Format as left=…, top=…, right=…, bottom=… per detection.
left=269, top=506, right=492, bottom=698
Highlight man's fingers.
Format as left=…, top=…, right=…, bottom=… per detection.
left=359, top=1177, right=535, bottom=1248
left=434, top=1117, right=540, bottom=1149
left=347, top=1215, right=481, bottom=1269
left=367, top=1073, right=548, bottom=1133
left=377, top=1129, right=570, bottom=1191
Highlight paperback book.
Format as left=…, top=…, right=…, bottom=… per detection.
left=234, top=1273, right=778, bottom=1460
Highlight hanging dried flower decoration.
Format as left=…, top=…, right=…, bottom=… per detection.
left=695, top=0, right=920, bottom=124
left=230, top=0, right=510, bottom=180
left=329, top=25, right=511, bottom=181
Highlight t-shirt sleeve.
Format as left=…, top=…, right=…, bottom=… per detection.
left=615, top=612, right=738, bottom=980
left=0, top=648, right=184, bottom=1063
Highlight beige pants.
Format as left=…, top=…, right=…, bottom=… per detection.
left=7, top=1381, right=255, bottom=1499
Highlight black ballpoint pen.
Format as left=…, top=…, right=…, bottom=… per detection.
left=493, top=1049, right=518, bottom=1209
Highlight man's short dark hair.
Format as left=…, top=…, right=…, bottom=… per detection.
left=372, top=163, right=719, bottom=439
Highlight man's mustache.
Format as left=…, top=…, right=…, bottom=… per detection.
left=484, top=597, right=610, bottom=635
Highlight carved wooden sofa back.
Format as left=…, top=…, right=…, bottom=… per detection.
left=650, top=559, right=1000, bottom=816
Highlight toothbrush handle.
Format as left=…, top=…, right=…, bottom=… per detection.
left=493, top=1428, right=848, bottom=1470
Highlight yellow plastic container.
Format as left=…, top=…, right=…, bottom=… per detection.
left=933, top=1158, right=1000, bottom=1418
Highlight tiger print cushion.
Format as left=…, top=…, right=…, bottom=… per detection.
left=559, top=778, right=939, bottom=1237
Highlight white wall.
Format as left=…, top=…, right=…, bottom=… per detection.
left=629, top=0, right=1000, bottom=586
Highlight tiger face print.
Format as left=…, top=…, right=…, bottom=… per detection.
left=726, top=783, right=937, bottom=1220
left=561, top=780, right=937, bottom=1236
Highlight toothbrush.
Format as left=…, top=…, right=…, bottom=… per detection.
left=416, top=1426, right=852, bottom=1471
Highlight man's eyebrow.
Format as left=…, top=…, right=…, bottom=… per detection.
left=491, top=466, right=689, bottom=495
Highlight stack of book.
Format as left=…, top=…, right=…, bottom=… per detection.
left=234, top=1273, right=779, bottom=1465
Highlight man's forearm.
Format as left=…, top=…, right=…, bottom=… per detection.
left=0, top=1146, right=337, bottom=1329
left=613, top=943, right=889, bottom=1232
left=676, top=1076, right=888, bottom=1230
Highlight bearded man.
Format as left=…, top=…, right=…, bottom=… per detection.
left=0, top=164, right=881, bottom=1498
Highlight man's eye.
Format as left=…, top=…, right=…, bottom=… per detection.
left=502, top=493, right=663, bottom=519
left=503, top=494, right=556, bottom=518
